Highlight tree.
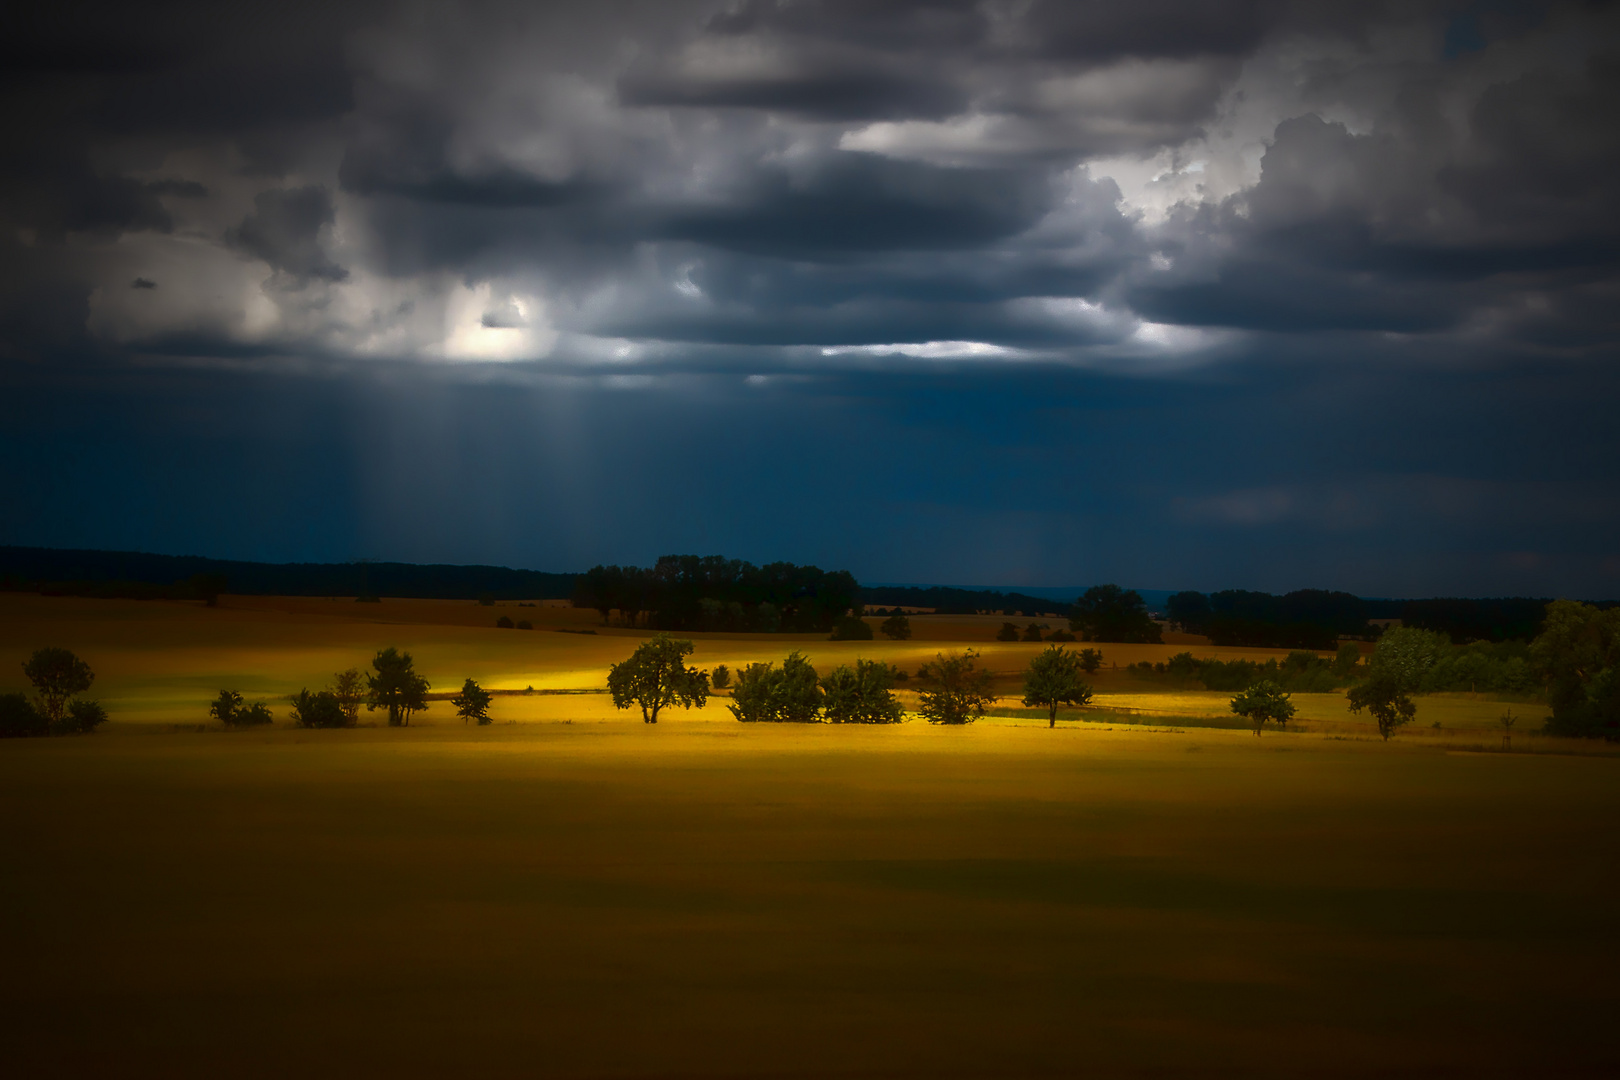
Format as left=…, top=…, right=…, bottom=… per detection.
left=1022, top=645, right=1094, bottom=727
left=1230, top=680, right=1296, bottom=736
left=367, top=647, right=430, bottom=726
left=729, top=651, right=822, bottom=723
left=290, top=689, right=347, bottom=729
left=608, top=634, right=710, bottom=723
left=880, top=613, right=912, bottom=640
left=1021, top=623, right=1047, bottom=643
left=1078, top=648, right=1103, bottom=674
left=59, top=699, right=109, bottom=735
left=1531, top=600, right=1620, bottom=739
left=1069, top=585, right=1163, bottom=644
left=830, top=615, right=873, bottom=641
left=496, top=615, right=514, bottom=628
left=1333, top=642, right=1362, bottom=678
left=0, top=693, right=48, bottom=738
left=1347, top=676, right=1417, bottom=740
left=209, top=689, right=244, bottom=725
left=453, top=677, right=494, bottom=725
left=1344, top=626, right=1447, bottom=740
left=332, top=668, right=365, bottom=726
left=1166, top=590, right=1212, bottom=633
left=996, top=622, right=1019, bottom=642
left=712, top=664, right=731, bottom=689
left=821, top=659, right=904, bottom=724
left=918, top=650, right=995, bottom=724
left=23, top=647, right=94, bottom=727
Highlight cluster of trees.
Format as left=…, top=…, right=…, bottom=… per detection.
left=1166, top=589, right=1372, bottom=649
left=858, top=586, right=1069, bottom=617
left=208, top=648, right=506, bottom=729
left=0, top=647, right=108, bottom=737
left=1129, top=646, right=1361, bottom=693
left=574, top=556, right=858, bottom=633
left=1068, top=586, right=1163, bottom=643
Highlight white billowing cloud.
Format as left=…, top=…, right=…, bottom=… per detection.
left=439, top=281, right=558, bottom=362
left=820, top=341, right=1022, bottom=360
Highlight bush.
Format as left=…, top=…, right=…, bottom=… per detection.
left=996, top=622, right=1020, bottom=642
left=290, top=689, right=348, bottom=728
left=496, top=615, right=515, bottom=628
left=712, top=664, right=731, bottom=689
left=729, top=652, right=822, bottom=723
left=917, top=650, right=995, bottom=724
left=237, top=702, right=273, bottom=726
left=0, top=693, right=48, bottom=738
left=57, top=699, right=109, bottom=735
left=879, top=614, right=911, bottom=640
left=821, top=659, right=904, bottom=724
left=829, top=615, right=873, bottom=641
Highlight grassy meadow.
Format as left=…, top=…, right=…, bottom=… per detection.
left=2, top=593, right=1617, bottom=1077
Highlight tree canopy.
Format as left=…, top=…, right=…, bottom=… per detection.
left=821, top=659, right=904, bottom=724
left=453, top=678, right=494, bottom=725
left=367, top=647, right=430, bottom=726
left=608, top=634, right=710, bottom=724
left=1021, top=645, right=1094, bottom=727
left=1068, top=586, right=1163, bottom=644
left=1532, top=600, right=1620, bottom=739
left=23, top=647, right=94, bottom=726
left=918, top=650, right=995, bottom=725
left=1230, top=680, right=1296, bottom=736
left=729, top=651, right=822, bottom=723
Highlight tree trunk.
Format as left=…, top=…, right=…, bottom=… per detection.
left=1049, top=705, right=1057, bottom=728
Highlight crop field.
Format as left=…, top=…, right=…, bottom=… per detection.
left=3, top=594, right=1618, bottom=1077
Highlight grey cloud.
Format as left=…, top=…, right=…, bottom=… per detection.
left=225, top=186, right=349, bottom=282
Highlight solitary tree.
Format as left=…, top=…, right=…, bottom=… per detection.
left=880, top=613, right=912, bottom=640
left=1022, top=645, right=1094, bottom=727
left=996, top=622, right=1020, bottom=642
left=821, top=659, right=904, bottom=724
left=1078, top=648, right=1104, bottom=674
left=712, top=664, right=731, bottom=689
left=23, top=647, right=94, bottom=728
left=729, top=652, right=822, bottom=723
left=829, top=615, right=873, bottom=641
left=1021, top=623, right=1047, bottom=643
left=1230, top=680, right=1296, bottom=736
left=918, top=650, right=995, bottom=724
left=453, top=677, right=494, bottom=725
left=367, top=647, right=430, bottom=726
left=209, top=689, right=244, bottom=725
left=608, top=634, right=710, bottom=724
left=1347, top=676, right=1417, bottom=740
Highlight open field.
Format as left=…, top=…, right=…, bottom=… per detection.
left=3, top=594, right=1617, bottom=1076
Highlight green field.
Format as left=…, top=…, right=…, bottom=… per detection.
left=3, top=595, right=1617, bottom=1077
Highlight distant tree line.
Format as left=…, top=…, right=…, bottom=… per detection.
left=574, top=556, right=859, bottom=633
left=0, top=546, right=575, bottom=601
left=1166, top=589, right=1373, bottom=649
left=858, top=586, right=1070, bottom=617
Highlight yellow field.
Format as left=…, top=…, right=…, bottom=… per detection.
left=3, top=594, right=1617, bottom=1076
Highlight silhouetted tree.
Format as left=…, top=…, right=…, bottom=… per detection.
left=23, top=647, right=93, bottom=727
left=1231, top=680, right=1296, bottom=736
left=453, top=677, right=493, bottom=725
left=918, top=650, right=995, bottom=724
left=1166, top=590, right=1212, bottom=633
left=1021, top=623, right=1046, bottom=643
left=821, top=659, right=903, bottom=724
left=367, top=648, right=430, bottom=726
left=1069, top=586, right=1163, bottom=644
left=1046, top=629, right=1076, bottom=642
left=332, top=668, right=365, bottom=726
left=880, top=613, right=912, bottom=640
left=1022, top=645, right=1094, bottom=727
left=711, top=664, right=730, bottom=689
left=729, top=651, right=822, bottom=723
left=209, top=690, right=268, bottom=727
left=830, top=615, right=873, bottom=640
left=1078, top=648, right=1103, bottom=674
left=290, top=689, right=347, bottom=728
left=996, top=622, right=1019, bottom=642
left=496, top=615, right=514, bottom=628
left=608, top=634, right=709, bottom=724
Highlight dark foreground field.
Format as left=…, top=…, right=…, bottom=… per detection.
left=3, top=720, right=1617, bottom=1078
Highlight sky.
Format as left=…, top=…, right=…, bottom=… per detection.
left=1, top=0, right=1617, bottom=597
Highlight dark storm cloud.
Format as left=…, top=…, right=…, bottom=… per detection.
left=226, top=187, right=349, bottom=283
left=1, top=0, right=1618, bottom=595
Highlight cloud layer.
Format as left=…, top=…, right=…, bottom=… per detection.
left=2, top=1, right=1617, bottom=593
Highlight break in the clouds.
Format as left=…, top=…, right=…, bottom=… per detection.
left=2, top=1, right=1618, bottom=594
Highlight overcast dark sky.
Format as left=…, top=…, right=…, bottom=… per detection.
left=2, top=1, right=1617, bottom=596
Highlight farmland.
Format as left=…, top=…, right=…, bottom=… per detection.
left=2, top=593, right=1616, bottom=1077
